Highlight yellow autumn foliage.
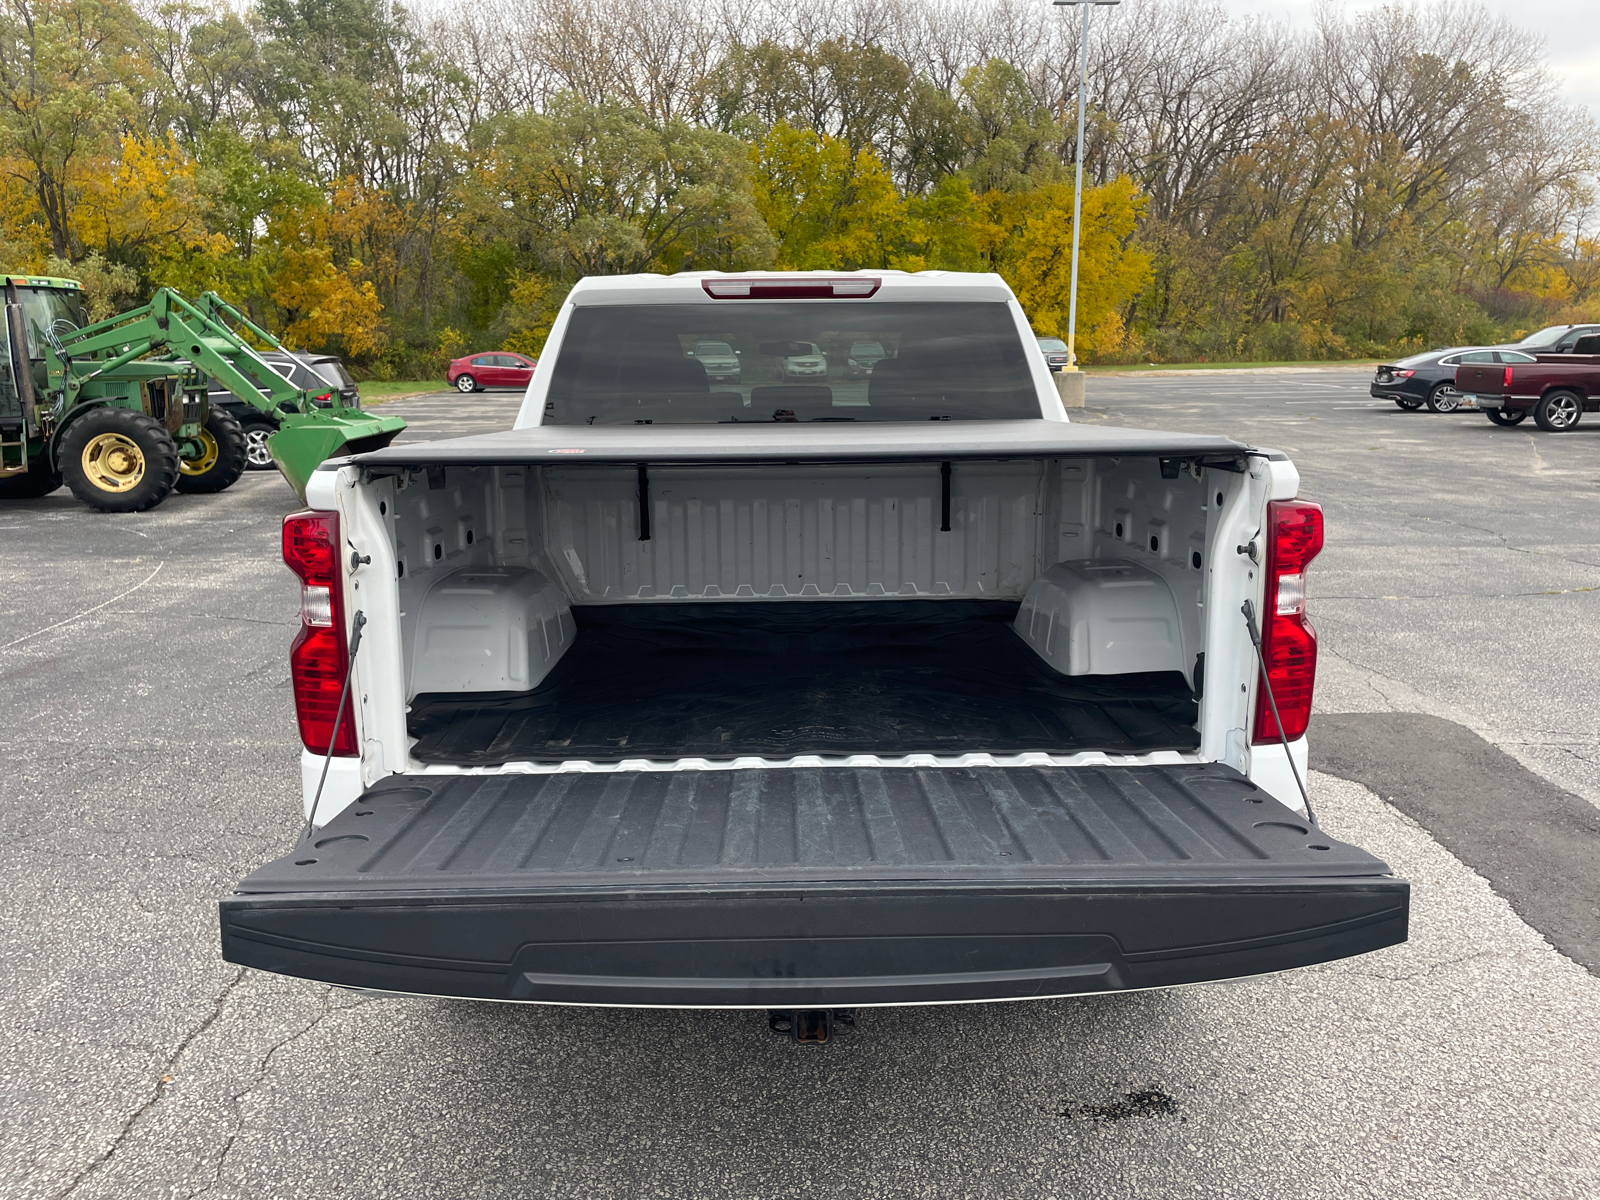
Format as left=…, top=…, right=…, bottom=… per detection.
left=269, top=190, right=387, bottom=356
left=0, top=165, right=50, bottom=272
left=76, top=135, right=228, bottom=258
left=986, top=176, right=1151, bottom=357
left=751, top=123, right=907, bottom=270
left=748, top=127, right=1150, bottom=355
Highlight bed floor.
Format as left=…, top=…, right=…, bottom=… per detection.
left=406, top=600, right=1200, bottom=764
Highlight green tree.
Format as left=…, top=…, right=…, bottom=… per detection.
left=452, top=95, right=774, bottom=352
left=0, top=0, right=147, bottom=258
left=750, top=121, right=905, bottom=270
left=990, top=176, right=1152, bottom=358
left=958, top=60, right=1066, bottom=195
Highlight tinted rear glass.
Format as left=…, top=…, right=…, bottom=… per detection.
left=310, top=359, right=354, bottom=387
left=544, top=302, right=1037, bottom=424
left=1394, top=351, right=1441, bottom=367
left=1516, top=326, right=1569, bottom=348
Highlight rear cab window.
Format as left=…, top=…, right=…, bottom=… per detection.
left=543, top=301, right=1039, bottom=424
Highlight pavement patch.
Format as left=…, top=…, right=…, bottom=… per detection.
left=1311, top=711, right=1600, bottom=973
left=1058, top=1089, right=1179, bottom=1122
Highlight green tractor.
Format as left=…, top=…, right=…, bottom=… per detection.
left=0, top=275, right=404, bottom=511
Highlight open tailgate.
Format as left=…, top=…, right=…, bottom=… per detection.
left=221, top=764, right=1407, bottom=1006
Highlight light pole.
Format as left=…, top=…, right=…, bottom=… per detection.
left=1052, top=0, right=1119, bottom=373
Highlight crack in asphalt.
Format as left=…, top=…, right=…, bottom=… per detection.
left=184, top=989, right=338, bottom=1200
left=1314, top=648, right=1600, bottom=797
left=53, top=969, right=246, bottom=1200
left=1317, top=643, right=1409, bottom=710
left=1408, top=513, right=1600, bottom=572
left=1317, top=587, right=1599, bottom=599
left=114, top=611, right=299, bottom=627
left=184, top=992, right=388, bottom=1199
left=1346, top=950, right=1497, bottom=983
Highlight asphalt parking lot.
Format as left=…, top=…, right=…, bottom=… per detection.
left=2, top=374, right=1597, bottom=1199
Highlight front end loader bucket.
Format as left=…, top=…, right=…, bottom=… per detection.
left=268, top=410, right=407, bottom=500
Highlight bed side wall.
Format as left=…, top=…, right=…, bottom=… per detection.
left=381, top=457, right=1224, bottom=699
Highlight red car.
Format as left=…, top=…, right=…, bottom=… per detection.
left=447, top=351, right=537, bottom=393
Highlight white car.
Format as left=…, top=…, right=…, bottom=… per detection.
left=222, top=270, right=1407, bottom=1029
left=687, top=340, right=740, bottom=382
left=773, top=340, right=828, bottom=380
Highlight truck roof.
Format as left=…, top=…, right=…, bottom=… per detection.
left=351, top=418, right=1248, bottom=468
left=566, top=270, right=1016, bottom=306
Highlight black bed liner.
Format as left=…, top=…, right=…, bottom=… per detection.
left=222, top=764, right=1408, bottom=1005
left=407, top=601, right=1199, bottom=764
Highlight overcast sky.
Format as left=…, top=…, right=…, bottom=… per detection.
left=1217, top=0, right=1598, bottom=117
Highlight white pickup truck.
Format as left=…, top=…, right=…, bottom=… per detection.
left=221, top=271, right=1407, bottom=1022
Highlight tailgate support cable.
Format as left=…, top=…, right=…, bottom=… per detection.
left=1241, top=599, right=1316, bottom=825
left=302, top=610, right=368, bottom=842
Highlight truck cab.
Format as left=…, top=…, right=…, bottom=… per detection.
left=220, top=271, right=1407, bottom=1013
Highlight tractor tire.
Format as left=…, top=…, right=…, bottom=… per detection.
left=175, top=406, right=249, bottom=494
left=241, top=418, right=278, bottom=470
left=0, top=458, right=63, bottom=498
left=1533, top=390, right=1583, bottom=432
left=60, top=407, right=180, bottom=513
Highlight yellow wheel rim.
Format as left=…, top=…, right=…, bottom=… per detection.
left=80, top=432, right=146, bottom=493
left=178, top=429, right=219, bottom=477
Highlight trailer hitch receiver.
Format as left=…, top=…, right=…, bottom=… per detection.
left=768, top=1009, right=857, bottom=1045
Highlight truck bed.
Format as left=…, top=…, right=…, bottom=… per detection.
left=221, top=764, right=1408, bottom=1005
left=406, top=601, right=1200, bottom=764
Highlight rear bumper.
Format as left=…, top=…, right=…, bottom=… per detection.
left=222, top=764, right=1408, bottom=1007
left=1370, top=380, right=1424, bottom=400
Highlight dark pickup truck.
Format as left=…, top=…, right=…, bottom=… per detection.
left=1457, top=338, right=1600, bottom=431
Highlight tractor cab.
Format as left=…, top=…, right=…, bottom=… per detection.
left=8, top=276, right=86, bottom=394
left=2, top=276, right=85, bottom=488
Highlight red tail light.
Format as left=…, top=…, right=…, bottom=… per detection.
left=1503, top=366, right=1513, bottom=389
left=1253, top=500, right=1323, bottom=744
left=283, top=510, right=357, bottom=756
